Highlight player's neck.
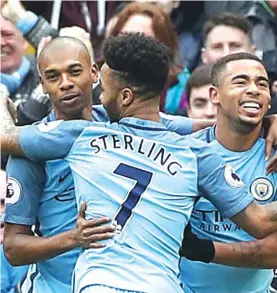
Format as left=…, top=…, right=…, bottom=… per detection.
left=121, top=99, right=160, bottom=123
left=215, top=116, right=262, bottom=152
left=54, top=106, right=92, bottom=121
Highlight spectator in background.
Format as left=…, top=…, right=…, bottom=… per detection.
left=0, top=14, right=52, bottom=126
left=246, top=0, right=277, bottom=54
left=0, top=169, right=28, bottom=293
left=186, top=64, right=216, bottom=120
left=106, top=0, right=204, bottom=72
left=22, top=1, right=122, bottom=60
left=201, top=12, right=256, bottom=64
left=107, top=2, right=190, bottom=115
left=263, top=48, right=277, bottom=95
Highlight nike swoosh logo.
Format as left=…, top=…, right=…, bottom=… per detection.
left=59, top=171, right=71, bottom=183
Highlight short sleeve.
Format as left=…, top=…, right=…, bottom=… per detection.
left=19, top=120, right=90, bottom=161
left=194, top=142, right=254, bottom=218
left=3, top=156, right=46, bottom=225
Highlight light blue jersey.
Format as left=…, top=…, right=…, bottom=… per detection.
left=4, top=111, right=78, bottom=293
left=0, top=245, right=28, bottom=293
left=3, top=107, right=193, bottom=293
left=93, top=105, right=194, bottom=135
left=180, top=126, right=277, bottom=293
left=18, top=117, right=253, bottom=293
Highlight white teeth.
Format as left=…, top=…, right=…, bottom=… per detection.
left=1, top=53, right=7, bottom=57
left=241, top=102, right=260, bottom=109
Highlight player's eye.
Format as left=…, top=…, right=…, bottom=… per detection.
left=235, top=80, right=246, bottom=85
left=71, top=70, right=82, bottom=76
left=46, top=75, right=58, bottom=81
left=258, top=82, right=268, bottom=88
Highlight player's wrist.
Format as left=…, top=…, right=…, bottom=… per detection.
left=65, top=230, right=82, bottom=249
left=180, top=233, right=215, bottom=263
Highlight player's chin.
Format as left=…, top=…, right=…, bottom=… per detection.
left=238, top=115, right=262, bottom=127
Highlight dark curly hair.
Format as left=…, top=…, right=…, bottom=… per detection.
left=103, top=33, right=170, bottom=99
left=108, top=2, right=183, bottom=87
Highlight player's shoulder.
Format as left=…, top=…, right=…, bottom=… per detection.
left=33, top=119, right=92, bottom=134
left=163, top=130, right=214, bottom=156
left=188, top=126, right=214, bottom=142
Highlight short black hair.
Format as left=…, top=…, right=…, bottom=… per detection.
left=187, top=64, right=213, bottom=104
left=211, top=52, right=265, bottom=87
left=103, top=33, right=170, bottom=99
left=203, top=12, right=252, bottom=44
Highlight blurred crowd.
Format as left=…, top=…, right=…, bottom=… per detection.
left=1, top=0, right=277, bottom=129
left=1, top=0, right=277, bottom=292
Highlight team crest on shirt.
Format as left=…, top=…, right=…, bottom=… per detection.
left=5, top=177, right=22, bottom=204
left=224, top=164, right=244, bottom=188
left=37, top=120, right=63, bottom=132
left=250, top=178, right=274, bottom=201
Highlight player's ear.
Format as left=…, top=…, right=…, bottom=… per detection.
left=91, top=62, right=99, bottom=84
left=121, top=88, right=134, bottom=106
left=209, top=85, right=220, bottom=105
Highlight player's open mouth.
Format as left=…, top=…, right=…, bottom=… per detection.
left=239, top=101, right=261, bottom=115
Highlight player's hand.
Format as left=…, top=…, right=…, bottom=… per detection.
left=264, top=115, right=277, bottom=174
left=1, top=0, right=26, bottom=23
left=179, top=222, right=215, bottom=263
left=73, top=202, right=115, bottom=249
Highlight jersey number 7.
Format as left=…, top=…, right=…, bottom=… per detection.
left=113, top=163, right=153, bottom=231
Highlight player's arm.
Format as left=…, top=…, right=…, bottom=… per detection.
left=0, top=245, right=28, bottom=293
left=263, top=114, right=277, bottom=173
left=3, top=157, right=115, bottom=266
left=0, top=95, right=90, bottom=160
left=196, top=143, right=277, bottom=239
left=4, top=204, right=115, bottom=266
left=212, top=232, right=277, bottom=269
left=191, top=119, right=216, bottom=132
left=0, top=93, right=23, bottom=155
left=180, top=220, right=277, bottom=268
left=159, top=112, right=215, bottom=135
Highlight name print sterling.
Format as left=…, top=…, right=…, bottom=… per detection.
left=90, top=134, right=183, bottom=176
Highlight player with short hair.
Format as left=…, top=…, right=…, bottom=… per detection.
left=2, top=37, right=116, bottom=293
left=2, top=33, right=277, bottom=293
left=1, top=35, right=211, bottom=293
left=180, top=52, right=277, bottom=293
